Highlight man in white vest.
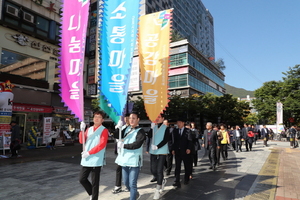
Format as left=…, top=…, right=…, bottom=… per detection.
left=147, top=114, right=170, bottom=199
left=115, top=112, right=146, bottom=200
left=79, top=111, right=109, bottom=200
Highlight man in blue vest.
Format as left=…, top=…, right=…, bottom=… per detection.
left=147, top=114, right=170, bottom=199
left=79, top=111, right=109, bottom=200
left=115, top=112, right=146, bottom=200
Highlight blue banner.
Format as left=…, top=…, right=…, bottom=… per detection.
left=99, top=0, right=140, bottom=116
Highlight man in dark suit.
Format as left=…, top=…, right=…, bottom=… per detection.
left=171, top=118, right=193, bottom=187
left=242, top=123, right=249, bottom=151
left=232, top=125, right=242, bottom=152
left=202, top=122, right=219, bottom=171
left=261, top=125, right=270, bottom=147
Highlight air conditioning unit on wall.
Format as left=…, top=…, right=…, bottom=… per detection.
left=6, top=5, right=19, bottom=17
left=23, top=12, right=34, bottom=23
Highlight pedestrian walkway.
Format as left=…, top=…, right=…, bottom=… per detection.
left=0, top=140, right=299, bottom=200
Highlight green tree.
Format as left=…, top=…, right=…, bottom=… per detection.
left=171, top=30, right=185, bottom=42
left=245, top=112, right=259, bottom=125
left=214, top=58, right=226, bottom=71
left=252, top=81, right=282, bottom=124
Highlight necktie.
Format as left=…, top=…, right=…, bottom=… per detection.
left=179, top=129, right=181, bottom=136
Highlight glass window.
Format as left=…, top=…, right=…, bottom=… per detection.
left=0, top=49, right=48, bottom=80
left=36, top=16, right=49, bottom=31
left=4, top=17, right=18, bottom=26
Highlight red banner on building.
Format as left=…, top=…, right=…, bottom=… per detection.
left=13, top=103, right=53, bottom=113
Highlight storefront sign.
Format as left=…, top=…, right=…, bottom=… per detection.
left=13, top=103, right=53, bottom=113
left=53, top=107, right=71, bottom=115
left=88, top=84, right=97, bottom=96
left=9, top=33, right=59, bottom=57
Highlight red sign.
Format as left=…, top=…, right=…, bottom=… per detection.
left=13, top=103, right=53, bottom=113
left=169, top=67, right=188, bottom=76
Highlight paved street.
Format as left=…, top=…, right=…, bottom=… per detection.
left=0, top=140, right=299, bottom=200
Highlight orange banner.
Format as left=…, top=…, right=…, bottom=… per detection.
left=139, top=10, right=172, bottom=122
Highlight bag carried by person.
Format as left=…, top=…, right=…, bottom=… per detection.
left=247, top=131, right=254, bottom=138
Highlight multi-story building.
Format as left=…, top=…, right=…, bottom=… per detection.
left=129, top=39, right=225, bottom=99
left=129, top=1, right=225, bottom=98
left=144, top=0, right=215, bottom=59
left=0, top=0, right=93, bottom=142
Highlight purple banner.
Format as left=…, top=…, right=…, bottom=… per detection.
left=59, top=0, right=90, bottom=121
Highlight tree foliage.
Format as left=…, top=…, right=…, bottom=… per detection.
left=252, top=64, right=300, bottom=126
left=214, top=58, right=226, bottom=71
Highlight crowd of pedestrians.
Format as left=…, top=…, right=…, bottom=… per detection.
left=78, top=111, right=299, bottom=200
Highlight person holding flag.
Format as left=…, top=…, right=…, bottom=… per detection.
left=115, top=112, right=146, bottom=200
left=78, top=111, right=109, bottom=200
left=146, top=113, right=170, bottom=199
left=112, top=114, right=130, bottom=194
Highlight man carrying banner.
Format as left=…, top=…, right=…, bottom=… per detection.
left=115, top=112, right=146, bottom=200
left=79, top=111, right=109, bottom=200
left=146, top=114, right=170, bottom=199
left=112, top=114, right=130, bottom=194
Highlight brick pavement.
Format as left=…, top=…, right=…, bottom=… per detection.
left=275, top=147, right=300, bottom=200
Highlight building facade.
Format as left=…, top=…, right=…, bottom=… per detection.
left=144, top=0, right=215, bottom=59
left=0, top=0, right=93, bottom=142
left=129, top=39, right=225, bottom=99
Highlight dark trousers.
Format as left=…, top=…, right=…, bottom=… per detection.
left=51, top=138, right=56, bottom=147
left=216, top=146, right=221, bottom=164
left=244, top=139, right=249, bottom=151
left=151, top=154, right=166, bottom=185
left=235, top=138, right=242, bottom=152
left=10, top=140, right=20, bottom=156
left=174, top=153, right=192, bottom=183
left=220, top=144, right=228, bottom=159
left=248, top=138, right=253, bottom=150
left=208, top=145, right=217, bottom=167
left=115, top=165, right=122, bottom=187
left=79, top=166, right=101, bottom=200
left=193, top=151, right=198, bottom=166
left=164, top=153, right=173, bottom=174
left=264, top=137, right=268, bottom=146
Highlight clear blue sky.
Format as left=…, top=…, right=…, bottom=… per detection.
left=201, top=0, right=300, bottom=91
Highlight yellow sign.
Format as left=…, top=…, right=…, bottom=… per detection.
left=139, top=9, right=172, bottom=121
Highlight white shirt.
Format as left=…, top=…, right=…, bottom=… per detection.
left=236, top=130, right=240, bottom=137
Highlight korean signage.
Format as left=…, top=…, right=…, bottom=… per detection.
left=139, top=10, right=172, bottom=121
left=99, top=0, right=140, bottom=117
left=43, top=117, right=52, bottom=144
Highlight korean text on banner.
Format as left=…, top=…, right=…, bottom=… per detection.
left=99, top=0, right=140, bottom=116
left=139, top=10, right=172, bottom=121
left=59, top=0, right=90, bottom=121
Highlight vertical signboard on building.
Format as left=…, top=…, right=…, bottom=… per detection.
left=0, top=0, right=3, bottom=20
left=128, top=57, right=140, bottom=92
left=43, top=117, right=52, bottom=144
left=0, top=81, right=14, bottom=152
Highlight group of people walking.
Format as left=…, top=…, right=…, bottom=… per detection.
left=77, top=111, right=297, bottom=200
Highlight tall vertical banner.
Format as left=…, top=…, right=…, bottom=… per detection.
left=59, top=0, right=90, bottom=121
left=276, top=101, right=283, bottom=125
left=139, top=10, right=172, bottom=121
left=276, top=101, right=283, bottom=133
left=0, top=81, right=14, bottom=152
left=43, top=117, right=52, bottom=144
left=99, top=0, right=140, bottom=118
